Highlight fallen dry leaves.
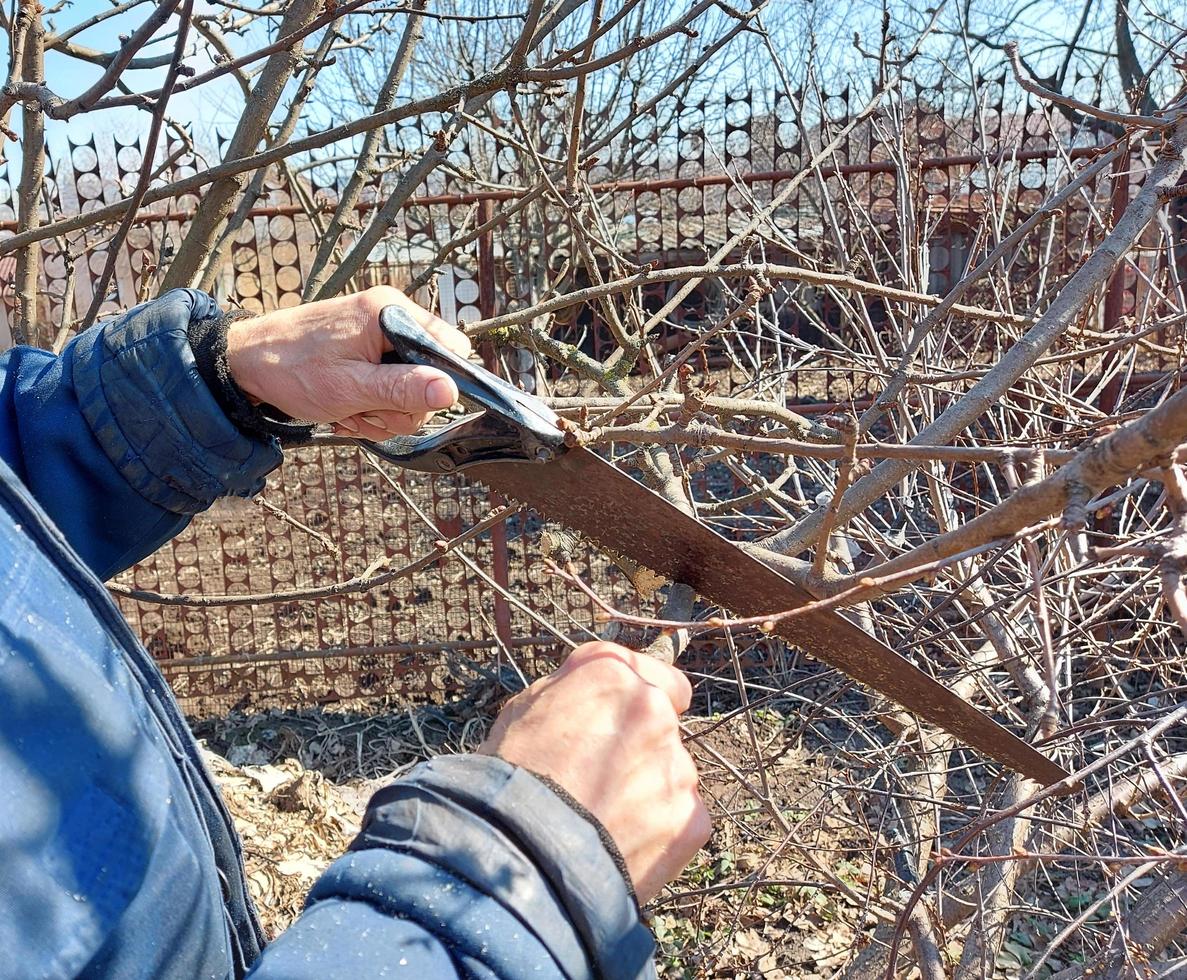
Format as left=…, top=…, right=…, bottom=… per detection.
left=201, top=701, right=872, bottom=974
left=206, top=752, right=369, bottom=935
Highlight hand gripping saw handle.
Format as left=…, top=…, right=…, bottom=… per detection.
left=362, top=305, right=567, bottom=474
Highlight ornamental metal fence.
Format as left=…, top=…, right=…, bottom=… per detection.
left=0, top=85, right=1169, bottom=714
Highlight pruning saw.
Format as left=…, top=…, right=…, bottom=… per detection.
left=363, top=306, right=1069, bottom=786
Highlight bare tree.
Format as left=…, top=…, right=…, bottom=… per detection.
left=2, top=1, right=1187, bottom=976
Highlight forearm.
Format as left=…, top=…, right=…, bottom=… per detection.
left=0, top=284, right=468, bottom=579
left=0, top=289, right=282, bottom=579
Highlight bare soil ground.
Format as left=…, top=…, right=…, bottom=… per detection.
left=195, top=693, right=872, bottom=979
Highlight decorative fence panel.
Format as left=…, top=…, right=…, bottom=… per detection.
left=0, top=87, right=1169, bottom=714
left=117, top=450, right=621, bottom=714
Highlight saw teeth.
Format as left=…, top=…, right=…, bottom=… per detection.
left=465, top=473, right=672, bottom=592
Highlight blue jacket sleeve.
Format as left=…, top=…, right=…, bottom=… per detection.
left=0, top=289, right=282, bottom=579
left=247, top=755, right=657, bottom=980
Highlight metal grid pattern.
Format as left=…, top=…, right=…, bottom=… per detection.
left=0, top=87, right=1167, bottom=714
left=118, top=449, right=618, bottom=713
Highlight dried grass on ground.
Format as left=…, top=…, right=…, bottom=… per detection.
left=197, top=690, right=876, bottom=980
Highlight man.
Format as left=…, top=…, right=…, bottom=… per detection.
left=0, top=285, right=710, bottom=979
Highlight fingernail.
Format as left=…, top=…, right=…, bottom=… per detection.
left=426, top=377, right=455, bottom=409
left=362, top=415, right=385, bottom=428
left=337, top=417, right=359, bottom=433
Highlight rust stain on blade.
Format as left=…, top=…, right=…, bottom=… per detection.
left=474, top=449, right=1069, bottom=786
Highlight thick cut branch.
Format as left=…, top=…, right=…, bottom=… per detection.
left=196, top=19, right=339, bottom=293
left=11, top=2, right=44, bottom=347
left=301, top=0, right=427, bottom=298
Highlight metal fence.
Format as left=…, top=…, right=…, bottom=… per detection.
left=0, top=86, right=1168, bottom=714
left=120, top=453, right=618, bottom=713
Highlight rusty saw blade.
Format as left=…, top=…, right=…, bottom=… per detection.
left=472, top=448, right=1068, bottom=785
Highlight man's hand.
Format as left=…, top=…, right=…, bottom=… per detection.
left=479, top=641, right=711, bottom=903
left=226, top=286, right=472, bottom=442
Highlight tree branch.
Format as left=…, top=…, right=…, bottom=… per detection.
left=764, top=115, right=1187, bottom=559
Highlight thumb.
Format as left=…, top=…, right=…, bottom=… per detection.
left=349, top=363, right=459, bottom=416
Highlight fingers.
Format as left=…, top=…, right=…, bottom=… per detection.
left=343, top=287, right=469, bottom=437
left=223, top=285, right=471, bottom=431
left=477, top=638, right=708, bottom=903
left=334, top=410, right=428, bottom=441
left=346, top=358, right=460, bottom=420
left=562, top=641, right=693, bottom=714
left=636, top=792, right=713, bottom=904
left=686, top=790, right=713, bottom=851
left=360, top=285, right=472, bottom=358
left=634, top=798, right=712, bottom=904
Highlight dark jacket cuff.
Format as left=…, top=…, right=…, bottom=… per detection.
left=350, top=754, right=656, bottom=980
left=187, top=312, right=316, bottom=447
left=71, top=288, right=283, bottom=515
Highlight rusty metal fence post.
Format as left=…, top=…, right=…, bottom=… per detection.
left=476, top=198, right=515, bottom=653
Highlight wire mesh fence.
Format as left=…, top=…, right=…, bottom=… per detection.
left=0, top=86, right=1171, bottom=714
left=115, top=452, right=609, bottom=713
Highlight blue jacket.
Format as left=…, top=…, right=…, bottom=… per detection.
left=0, top=290, right=655, bottom=980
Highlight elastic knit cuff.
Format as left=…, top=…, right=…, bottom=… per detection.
left=187, top=311, right=316, bottom=447
left=71, top=289, right=284, bottom=514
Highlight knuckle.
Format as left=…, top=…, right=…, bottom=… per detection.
left=569, top=640, right=630, bottom=664
left=376, top=370, right=413, bottom=410
left=580, top=655, right=634, bottom=691
left=641, top=682, right=675, bottom=719
left=564, top=644, right=597, bottom=669
left=566, top=642, right=631, bottom=676
left=637, top=693, right=680, bottom=743
left=362, top=284, right=403, bottom=312
left=687, top=794, right=713, bottom=846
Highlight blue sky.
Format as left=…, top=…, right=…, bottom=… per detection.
left=16, top=1, right=256, bottom=162
left=6, top=0, right=1183, bottom=185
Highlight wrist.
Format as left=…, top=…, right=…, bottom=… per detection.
left=190, top=312, right=315, bottom=447
left=225, top=317, right=270, bottom=406
left=520, top=765, right=639, bottom=906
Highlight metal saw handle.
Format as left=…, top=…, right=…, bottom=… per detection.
left=361, top=305, right=566, bottom=474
